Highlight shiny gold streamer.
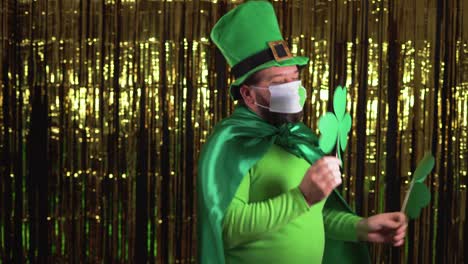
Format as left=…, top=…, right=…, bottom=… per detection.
left=0, top=0, right=467, bottom=263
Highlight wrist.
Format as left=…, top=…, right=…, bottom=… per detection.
left=355, top=218, right=368, bottom=242
left=298, top=188, right=312, bottom=206
left=298, top=185, right=316, bottom=207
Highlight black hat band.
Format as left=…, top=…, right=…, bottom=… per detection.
left=231, top=40, right=293, bottom=79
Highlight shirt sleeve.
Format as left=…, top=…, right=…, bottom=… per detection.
left=322, top=206, right=363, bottom=242
left=222, top=170, right=311, bottom=249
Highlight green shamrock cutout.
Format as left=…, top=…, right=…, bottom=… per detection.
left=405, top=183, right=431, bottom=219
left=318, top=86, right=352, bottom=163
left=401, top=152, right=434, bottom=219
left=412, top=152, right=435, bottom=182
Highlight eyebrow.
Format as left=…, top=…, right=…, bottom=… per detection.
left=266, top=70, right=299, bottom=81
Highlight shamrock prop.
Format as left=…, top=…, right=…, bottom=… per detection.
left=401, top=152, right=435, bottom=219
left=318, top=86, right=352, bottom=163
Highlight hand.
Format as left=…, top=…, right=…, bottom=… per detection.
left=356, top=212, right=408, bottom=247
left=299, top=156, right=342, bottom=206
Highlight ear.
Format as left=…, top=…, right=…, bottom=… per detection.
left=239, top=85, right=256, bottom=106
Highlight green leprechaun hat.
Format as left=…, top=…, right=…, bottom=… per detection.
left=210, top=0, right=309, bottom=100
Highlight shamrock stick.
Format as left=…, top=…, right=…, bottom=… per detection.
left=401, top=178, right=415, bottom=213
left=336, top=138, right=341, bottom=165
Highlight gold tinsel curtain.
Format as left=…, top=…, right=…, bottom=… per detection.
left=0, top=0, right=467, bottom=263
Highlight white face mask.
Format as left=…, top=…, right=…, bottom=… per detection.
left=251, top=80, right=307, bottom=114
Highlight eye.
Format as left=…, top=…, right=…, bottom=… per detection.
left=270, top=78, right=286, bottom=85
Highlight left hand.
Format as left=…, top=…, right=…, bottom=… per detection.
left=356, top=212, right=408, bottom=247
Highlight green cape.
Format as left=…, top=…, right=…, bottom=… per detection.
left=197, top=106, right=370, bottom=263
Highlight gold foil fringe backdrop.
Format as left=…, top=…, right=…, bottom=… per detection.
left=0, top=0, right=467, bottom=263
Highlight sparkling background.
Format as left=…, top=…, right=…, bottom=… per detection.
left=0, top=0, right=467, bottom=263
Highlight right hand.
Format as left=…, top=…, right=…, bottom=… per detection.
left=299, top=156, right=342, bottom=206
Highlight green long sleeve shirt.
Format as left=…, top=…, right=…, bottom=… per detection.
left=222, top=144, right=362, bottom=263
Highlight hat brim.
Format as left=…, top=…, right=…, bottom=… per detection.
left=229, top=56, right=309, bottom=100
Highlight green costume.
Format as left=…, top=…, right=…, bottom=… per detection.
left=197, top=106, right=370, bottom=263
left=224, top=142, right=363, bottom=263
left=197, top=1, right=371, bottom=263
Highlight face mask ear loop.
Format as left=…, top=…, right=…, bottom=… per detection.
left=254, top=102, right=270, bottom=110
left=249, top=85, right=269, bottom=90
left=249, top=85, right=271, bottom=110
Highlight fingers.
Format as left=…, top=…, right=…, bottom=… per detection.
left=309, top=157, right=342, bottom=184
left=318, top=168, right=341, bottom=191
left=393, top=239, right=405, bottom=247
left=392, top=226, right=406, bottom=246
left=311, top=164, right=339, bottom=178
left=389, top=212, right=407, bottom=224
left=321, top=167, right=342, bottom=189
left=364, top=212, right=408, bottom=246
left=379, top=218, right=400, bottom=230
left=367, top=233, right=386, bottom=243
left=318, top=156, right=342, bottom=168
left=332, top=170, right=342, bottom=185
left=368, top=230, right=406, bottom=246
left=317, top=156, right=342, bottom=182
left=393, top=232, right=406, bottom=243
left=395, top=221, right=408, bottom=236
left=380, top=212, right=407, bottom=230
left=318, top=166, right=341, bottom=181
left=392, top=220, right=407, bottom=246
left=300, top=156, right=343, bottom=205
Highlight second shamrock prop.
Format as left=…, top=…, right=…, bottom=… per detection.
left=318, top=86, right=352, bottom=163
left=401, top=152, right=435, bottom=219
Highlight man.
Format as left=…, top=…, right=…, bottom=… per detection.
left=197, top=1, right=407, bottom=263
